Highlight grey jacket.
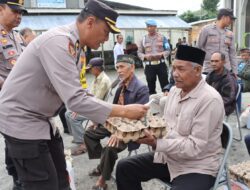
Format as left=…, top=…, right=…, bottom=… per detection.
left=0, top=22, right=112, bottom=140
left=198, top=23, right=237, bottom=74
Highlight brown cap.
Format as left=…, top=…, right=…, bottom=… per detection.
left=0, top=0, right=28, bottom=14
left=217, top=8, right=236, bottom=20
left=83, top=0, right=120, bottom=34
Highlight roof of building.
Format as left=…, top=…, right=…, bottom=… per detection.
left=117, top=15, right=191, bottom=29
left=189, top=18, right=216, bottom=26
left=103, top=0, right=151, bottom=10
left=16, top=14, right=190, bottom=31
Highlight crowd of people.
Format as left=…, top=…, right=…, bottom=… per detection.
left=0, top=0, right=250, bottom=190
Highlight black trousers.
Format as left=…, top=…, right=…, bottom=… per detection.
left=84, top=125, right=127, bottom=180
left=3, top=130, right=70, bottom=190
left=5, top=140, right=18, bottom=180
left=116, top=152, right=215, bottom=190
left=59, top=106, right=69, bottom=133
left=144, top=62, right=169, bottom=95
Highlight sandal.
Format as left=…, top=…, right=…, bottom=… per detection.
left=71, top=144, right=87, bottom=156
left=92, top=184, right=107, bottom=190
left=88, top=168, right=101, bottom=177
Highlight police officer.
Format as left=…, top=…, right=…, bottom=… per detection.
left=0, top=1, right=27, bottom=189
left=138, top=19, right=170, bottom=94
left=0, top=0, right=148, bottom=189
left=197, top=8, right=237, bottom=75
left=0, top=0, right=26, bottom=88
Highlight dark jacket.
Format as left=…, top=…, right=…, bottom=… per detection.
left=206, top=68, right=237, bottom=116
left=113, top=74, right=149, bottom=151
left=238, top=61, right=250, bottom=92
left=113, top=75, right=149, bottom=105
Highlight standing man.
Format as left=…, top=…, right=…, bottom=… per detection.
left=0, top=0, right=26, bottom=89
left=0, top=1, right=27, bottom=189
left=116, top=45, right=224, bottom=190
left=113, top=34, right=124, bottom=68
left=138, top=19, right=170, bottom=95
left=19, top=27, right=36, bottom=45
left=197, top=8, right=237, bottom=75
left=0, top=0, right=148, bottom=190
left=85, top=54, right=149, bottom=190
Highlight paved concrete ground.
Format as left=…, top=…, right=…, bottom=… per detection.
left=0, top=68, right=250, bottom=190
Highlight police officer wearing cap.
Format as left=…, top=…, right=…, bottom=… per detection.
left=0, top=0, right=148, bottom=189
left=0, top=1, right=27, bottom=189
left=138, top=19, right=170, bottom=95
left=0, top=0, right=27, bottom=88
left=198, top=8, right=237, bottom=75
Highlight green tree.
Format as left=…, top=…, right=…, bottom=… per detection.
left=180, top=10, right=200, bottom=23
left=201, top=0, right=220, bottom=13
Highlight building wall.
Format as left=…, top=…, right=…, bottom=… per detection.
left=24, top=0, right=82, bottom=8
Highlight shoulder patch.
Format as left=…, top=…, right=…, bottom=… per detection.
left=9, top=59, right=16, bottom=65
left=68, top=41, right=76, bottom=57
left=1, top=29, right=7, bottom=36
left=1, top=38, right=8, bottom=45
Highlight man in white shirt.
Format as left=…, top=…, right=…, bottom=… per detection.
left=113, top=34, right=124, bottom=68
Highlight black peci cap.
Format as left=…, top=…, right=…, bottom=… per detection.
left=86, top=57, right=104, bottom=69
left=175, top=45, right=206, bottom=66
left=217, top=8, right=236, bottom=20
left=0, top=0, right=28, bottom=14
left=116, top=54, right=136, bottom=65
left=83, top=0, right=120, bottom=34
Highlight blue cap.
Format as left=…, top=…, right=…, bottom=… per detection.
left=86, top=57, right=104, bottom=69
left=145, top=19, right=157, bottom=26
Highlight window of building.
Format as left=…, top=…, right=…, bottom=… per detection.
left=37, top=0, right=66, bottom=8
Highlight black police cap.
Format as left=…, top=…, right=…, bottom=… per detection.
left=0, top=0, right=27, bottom=13
left=217, top=8, right=236, bottom=20
left=175, top=45, right=206, bottom=66
left=83, top=0, right=120, bottom=34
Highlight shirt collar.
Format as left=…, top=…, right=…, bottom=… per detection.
left=176, top=79, right=205, bottom=101
left=95, top=71, right=105, bottom=81
left=119, top=74, right=136, bottom=92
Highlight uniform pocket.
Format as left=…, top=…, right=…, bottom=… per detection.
left=207, top=34, right=219, bottom=49
left=7, top=140, right=49, bottom=182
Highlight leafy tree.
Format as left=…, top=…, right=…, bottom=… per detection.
left=180, top=10, right=200, bottom=23
left=201, top=0, right=220, bottom=13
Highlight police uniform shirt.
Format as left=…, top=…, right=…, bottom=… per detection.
left=197, top=23, right=237, bottom=74
left=0, top=24, right=25, bottom=80
left=0, top=22, right=112, bottom=140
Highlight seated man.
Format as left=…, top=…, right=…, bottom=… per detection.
left=237, top=48, right=250, bottom=111
left=206, top=52, right=237, bottom=116
left=116, top=45, right=225, bottom=190
left=65, top=57, right=111, bottom=155
left=84, top=54, right=149, bottom=190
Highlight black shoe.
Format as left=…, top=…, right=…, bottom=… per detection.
left=13, top=180, right=23, bottom=190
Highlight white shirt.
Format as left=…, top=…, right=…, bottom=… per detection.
left=113, top=42, right=124, bottom=65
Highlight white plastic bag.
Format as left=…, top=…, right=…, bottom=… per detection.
left=240, top=106, right=250, bottom=128
left=65, top=149, right=76, bottom=190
